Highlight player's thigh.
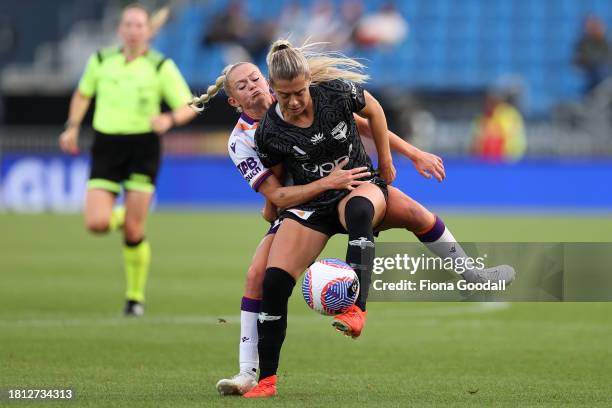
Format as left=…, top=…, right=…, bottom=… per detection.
left=266, top=218, right=329, bottom=280
left=244, top=233, right=275, bottom=298
left=84, top=189, right=116, bottom=230
left=378, top=186, right=434, bottom=232
left=124, top=191, right=153, bottom=235
left=337, top=183, right=387, bottom=230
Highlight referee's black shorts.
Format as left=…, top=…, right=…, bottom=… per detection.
left=87, top=131, right=161, bottom=194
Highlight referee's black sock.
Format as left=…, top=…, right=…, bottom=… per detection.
left=345, top=196, right=376, bottom=311
left=257, top=267, right=295, bottom=380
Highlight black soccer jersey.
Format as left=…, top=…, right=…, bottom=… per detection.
left=255, top=79, right=386, bottom=212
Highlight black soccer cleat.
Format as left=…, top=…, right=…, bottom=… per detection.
left=123, top=300, right=145, bottom=317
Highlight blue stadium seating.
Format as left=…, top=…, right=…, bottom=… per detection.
left=153, top=0, right=612, bottom=117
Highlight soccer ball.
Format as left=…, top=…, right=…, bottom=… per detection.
left=302, top=258, right=360, bottom=316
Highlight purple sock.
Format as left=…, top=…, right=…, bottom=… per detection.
left=415, top=215, right=446, bottom=243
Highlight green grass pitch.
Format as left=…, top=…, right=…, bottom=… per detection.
left=1, top=213, right=612, bottom=407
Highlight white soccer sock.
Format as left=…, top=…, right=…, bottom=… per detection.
left=417, top=216, right=473, bottom=275
left=239, top=297, right=260, bottom=376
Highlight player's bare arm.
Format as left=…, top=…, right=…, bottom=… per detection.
left=257, top=159, right=371, bottom=209
left=353, top=115, right=445, bottom=181
left=58, top=90, right=91, bottom=154
left=356, top=91, right=396, bottom=183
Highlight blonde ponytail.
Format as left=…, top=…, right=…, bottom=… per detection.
left=150, top=5, right=170, bottom=37
left=266, top=39, right=369, bottom=86
left=121, top=3, right=170, bottom=38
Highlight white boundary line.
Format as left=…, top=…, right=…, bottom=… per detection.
left=0, top=303, right=510, bottom=328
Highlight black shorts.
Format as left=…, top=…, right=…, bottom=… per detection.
left=265, top=218, right=283, bottom=235
left=88, top=131, right=161, bottom=194
left=279, top=178, right=388, bottom=237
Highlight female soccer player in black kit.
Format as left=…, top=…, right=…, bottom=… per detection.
left=190, top=60, right=514, bottom=397
left=244, top=39, right=395, bottom=398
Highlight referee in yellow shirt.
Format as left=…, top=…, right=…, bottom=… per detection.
left=58, top=4, right=196, bottom=316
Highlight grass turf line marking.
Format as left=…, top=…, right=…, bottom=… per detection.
left=0, top=303, right=510, bottom=328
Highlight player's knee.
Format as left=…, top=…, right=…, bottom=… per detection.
left=406, top=206, right=435, bottom=232
left=262, top=267, right=295, bottom=299
left=345, top=196, right=375, bottom=227
left=245, top=263, right=266, bottom=297
left=85, top=217, right=110, bottom=234
left=416, top=208, right=435, bottom=231
left=123, top=220, right=144, bottom=242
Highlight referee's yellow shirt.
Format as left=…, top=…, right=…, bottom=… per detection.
left=78, top=47, right=192, bottom=135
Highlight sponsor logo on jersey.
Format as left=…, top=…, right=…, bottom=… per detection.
left=230, top=142, right=237, bottom=153
left=253, top=144, right=267, bottom=158
left=332, top=121, right=348, bottom=142
left=350, top=82, right=357, bottom=98
left=236, top=157, right=263, bottom=184
left=311, top=132, right=325, bottom=144
left=287, top=208, right=314, bottom=220
left=293, top=145, right=310, bottom=160
left=301, top=144, right=354, bottom=176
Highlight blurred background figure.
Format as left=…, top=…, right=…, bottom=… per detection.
left=472, top=91, right=526, bottom=162
left=201, top=0, right=276, bottom=65
left=573, top=15, right=612, bottom=94
left=302, top=0, right=347, bottom=47
left=353, top=2, right=408, bottom=49
left=277, top=2, right=309, bottom=45
left=57, top=3, right=196, bottom=317
left=338, top=0, right=365, bottom=50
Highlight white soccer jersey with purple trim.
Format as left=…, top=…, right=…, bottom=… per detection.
left=228, top=113, right=273, bottom=191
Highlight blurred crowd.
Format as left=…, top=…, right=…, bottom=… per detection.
left=2, top=1, right=612, bottom=160
left=199, top=1, right=612, bottom=162
left=201, top=0, right=408, bottom=66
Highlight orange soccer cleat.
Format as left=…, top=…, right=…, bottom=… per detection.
left=242, top=375, right=277, bottom=398
left=332, top=304, right=367, bottom=338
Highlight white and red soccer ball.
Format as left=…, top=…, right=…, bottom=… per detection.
left=302, top=258, right=360, bottom=316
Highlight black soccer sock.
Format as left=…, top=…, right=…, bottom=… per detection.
left=345, top=196, right=376, bottom=311
left=257, top=267, right=295, bottom=380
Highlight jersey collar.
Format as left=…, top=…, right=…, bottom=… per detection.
left=240, top=112, right=259, bottom=124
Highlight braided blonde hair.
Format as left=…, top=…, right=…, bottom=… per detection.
left=189, top=63, right=249, bottom=113
left=266, top=39, right=369, bottom=86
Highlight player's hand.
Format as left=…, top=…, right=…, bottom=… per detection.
left=413, top=150, right=445, bottom=182
left=59, top=127, right=80, bottom=154
left=151, top=113, right=173, bottom=135
left=322, top=158, right=371, bottom=191
left=378, top=158, right=396, bottom=184
left=262, top=200, right=278, bottom=222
